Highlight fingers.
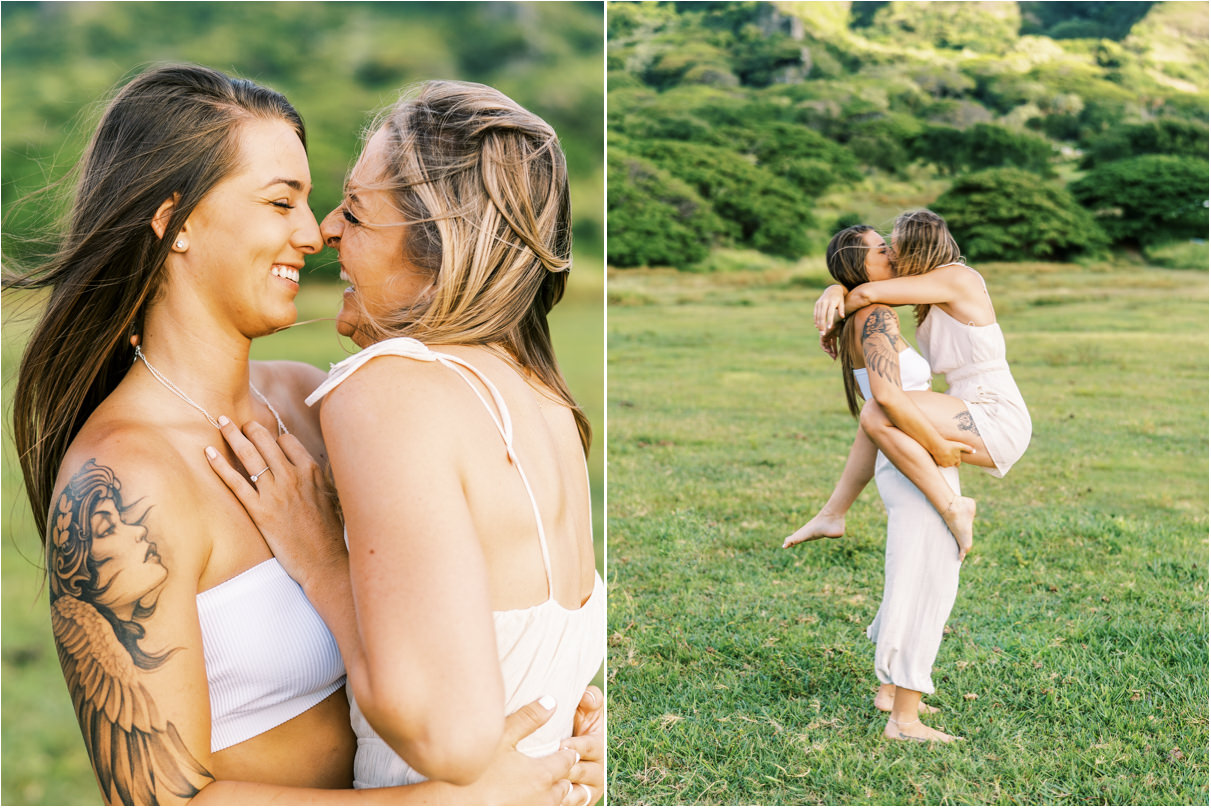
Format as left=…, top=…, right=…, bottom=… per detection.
left=562, top=733, right=602, bottom=768
left=239, top=419, right=288, bottom=478
left=573, top=686, right=603, bottom=737
left=502, top=695, right=556, bottom=747
left=577, top=686, right=602, bottom=713
left=216, top=416, right=270, bottom=479
left=277, top=431, right=320, bottom=472
left=204, top=445, right=257, bottom=502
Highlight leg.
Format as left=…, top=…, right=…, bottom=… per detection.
left=884, top=686, right=961, bottom=743
left=784, top=427, right=874, bottom=548
left=874, top=683, right=938, bottom=714
left=859, top=397, right=978, bottom=560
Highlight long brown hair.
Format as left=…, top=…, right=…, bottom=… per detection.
left=351, top=80, right=591, bottom=454
left=825, top=225, right=880, bottom=418
left=890, top=209, right=963, bottom=326
left=6, top=64, right=306, bottom=540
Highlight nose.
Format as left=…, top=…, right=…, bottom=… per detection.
left=295, top=206, right=323, bottom=255
left=320, top=207, right=343, bottom=250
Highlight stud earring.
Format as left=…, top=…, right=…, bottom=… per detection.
left=174, top=239, right=185, bottom=250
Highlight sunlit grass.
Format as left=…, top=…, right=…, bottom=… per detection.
left=606, top=258, right=1208, bottom=805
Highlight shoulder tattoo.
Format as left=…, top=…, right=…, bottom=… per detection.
left=49, top=459, right=212, bottom=804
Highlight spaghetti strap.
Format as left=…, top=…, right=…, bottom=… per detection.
left=307, top=337, right=555, bottom=597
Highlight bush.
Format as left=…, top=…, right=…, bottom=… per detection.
left=633, top=140, right=814, bottom=258
left=1079, top=119, right=1210, bottom=169
left=607, top=148, right=722, bottom=268
left=911, top=123, right=1055, bottom=175
left=704, top=121, right=862, bottom=194
left=1070, top=155, right=1210, bottom=246
left=1142, top=240, right=1209, bottom=270
left=932, top=168, right=1109, bottom=261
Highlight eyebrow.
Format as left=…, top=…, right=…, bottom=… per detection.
left=262, top=178, right=310, bottom=193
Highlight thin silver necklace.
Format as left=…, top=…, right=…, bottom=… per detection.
left=134, top=345, right=289, bottom=435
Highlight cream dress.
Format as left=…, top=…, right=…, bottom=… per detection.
left=855, top=346, right=961, bottom=694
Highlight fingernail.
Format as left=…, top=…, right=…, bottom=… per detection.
left=205, top=446, right=217, bottom=460
left=218, top=415, right=230, bottom=427
left=539, top=694, right=556, bottom=710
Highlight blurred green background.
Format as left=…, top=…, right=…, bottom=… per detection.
left=1, top=2, right=603, bottom=804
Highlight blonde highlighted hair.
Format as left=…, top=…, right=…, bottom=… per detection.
left=890, top=209, right=964, bottom=326
left=352, top=80, right=589, bottom=454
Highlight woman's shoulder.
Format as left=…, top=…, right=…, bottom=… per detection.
left=251, top=359, right=327, bottom=400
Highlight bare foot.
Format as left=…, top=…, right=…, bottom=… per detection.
left=782, top=511, right=844, bottom=548
left=942, top=496, right=976, bottom=562
left=883, top=716, right=961, bottom=743
left=874, top=684, right=938, bottom=714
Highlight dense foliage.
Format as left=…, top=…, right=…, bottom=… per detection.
left=932, top=168, right=1109, bottom=261
left=607, top=1, right=1209, bottom=268
left=607, top=146, right=721, bottom=267
left=1070, top=154, right=1211, bottom=246
left=1, top=1, right=604, bottom=279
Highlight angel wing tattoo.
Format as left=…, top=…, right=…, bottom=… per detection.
left=49, top=460, right=212, bottom=805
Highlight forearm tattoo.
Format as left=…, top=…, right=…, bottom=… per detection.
left=954, top=410, right=981, bottom=436
left=49, top=459, right=212, bottom=805
left=861, top=308, right=903, bottom=386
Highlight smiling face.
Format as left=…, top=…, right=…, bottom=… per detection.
left=320, top=127, right=431, bottom=348
left=174, top=118, right=321, bottom=337
left=862, top=229, right=893, bottom=282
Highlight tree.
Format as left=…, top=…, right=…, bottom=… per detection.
left=1079, top=119, right=1210, bottom=169
left=634, top=140, right=814, bottom=258
left=1069, top=155, right=1210, bottom=246
left=931, top=168, right=1108, bottom=261
left=607, top=148, right=721, bottom=268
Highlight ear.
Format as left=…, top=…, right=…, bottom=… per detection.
left=150, top=193, right=181, bottom=241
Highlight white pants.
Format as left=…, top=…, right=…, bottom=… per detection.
left=865, top=452, right=961, bottom=694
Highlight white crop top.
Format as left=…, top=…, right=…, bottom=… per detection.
left=196, top=558, right=346, bottom=752
left=853, top=345, right=933, bottom=400
left=306, top=337, right=605, bottom=788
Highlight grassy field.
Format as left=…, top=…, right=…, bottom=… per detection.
left=606, top=256, right=1208, bottom=805
left=1, top=269, right=603, bottom=805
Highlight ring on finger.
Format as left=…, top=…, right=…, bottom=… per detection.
left=575, top=784, right=592, bottom=805
left=249, top=465, right=271, bottom=483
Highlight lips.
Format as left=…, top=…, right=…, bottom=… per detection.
left=144, top=543, right=160, bottom=563
left=270, top=264, right=300, bottom=283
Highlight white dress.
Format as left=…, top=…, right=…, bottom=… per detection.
left=306, top=337, right=605, bottom=788
left=916, top=265, right=1032, bottom=478
left=855, top=346, right=961, bottom=695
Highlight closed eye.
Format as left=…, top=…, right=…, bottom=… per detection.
left=271, top=200, right=295, bottom=210
left=342, top=208, right=361, bottom=225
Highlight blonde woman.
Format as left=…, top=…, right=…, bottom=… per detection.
left=210, top=81, right=604, bottom=802
left=787, top=210, right=1031, bottom=561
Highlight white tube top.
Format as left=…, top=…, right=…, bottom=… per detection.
left=853, top=345, right=932, bottom=400
left=196, top=558, right=346, bottom=752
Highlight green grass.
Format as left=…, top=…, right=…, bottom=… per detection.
left=606, top=258, right=1208, bottom=805
left=1, top=267, right=603, bottom=805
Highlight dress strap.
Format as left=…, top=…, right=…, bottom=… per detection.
left=305, top=337, right=555, bottom=596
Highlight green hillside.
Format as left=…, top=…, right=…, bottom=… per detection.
left=607, top=0, right=1209, bottom=268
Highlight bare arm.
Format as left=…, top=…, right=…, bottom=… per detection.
left=855, top=306, right=968, bottom=466
left=320, top=358, right=505, bottom=786
left=844, top=265, right=979, bottom=315
left=48, top=451, right=218, bottom=806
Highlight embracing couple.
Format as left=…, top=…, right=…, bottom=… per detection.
left=783, top=210, right=1032, bottom=743
left=9, top=65, right=603, bottom=804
